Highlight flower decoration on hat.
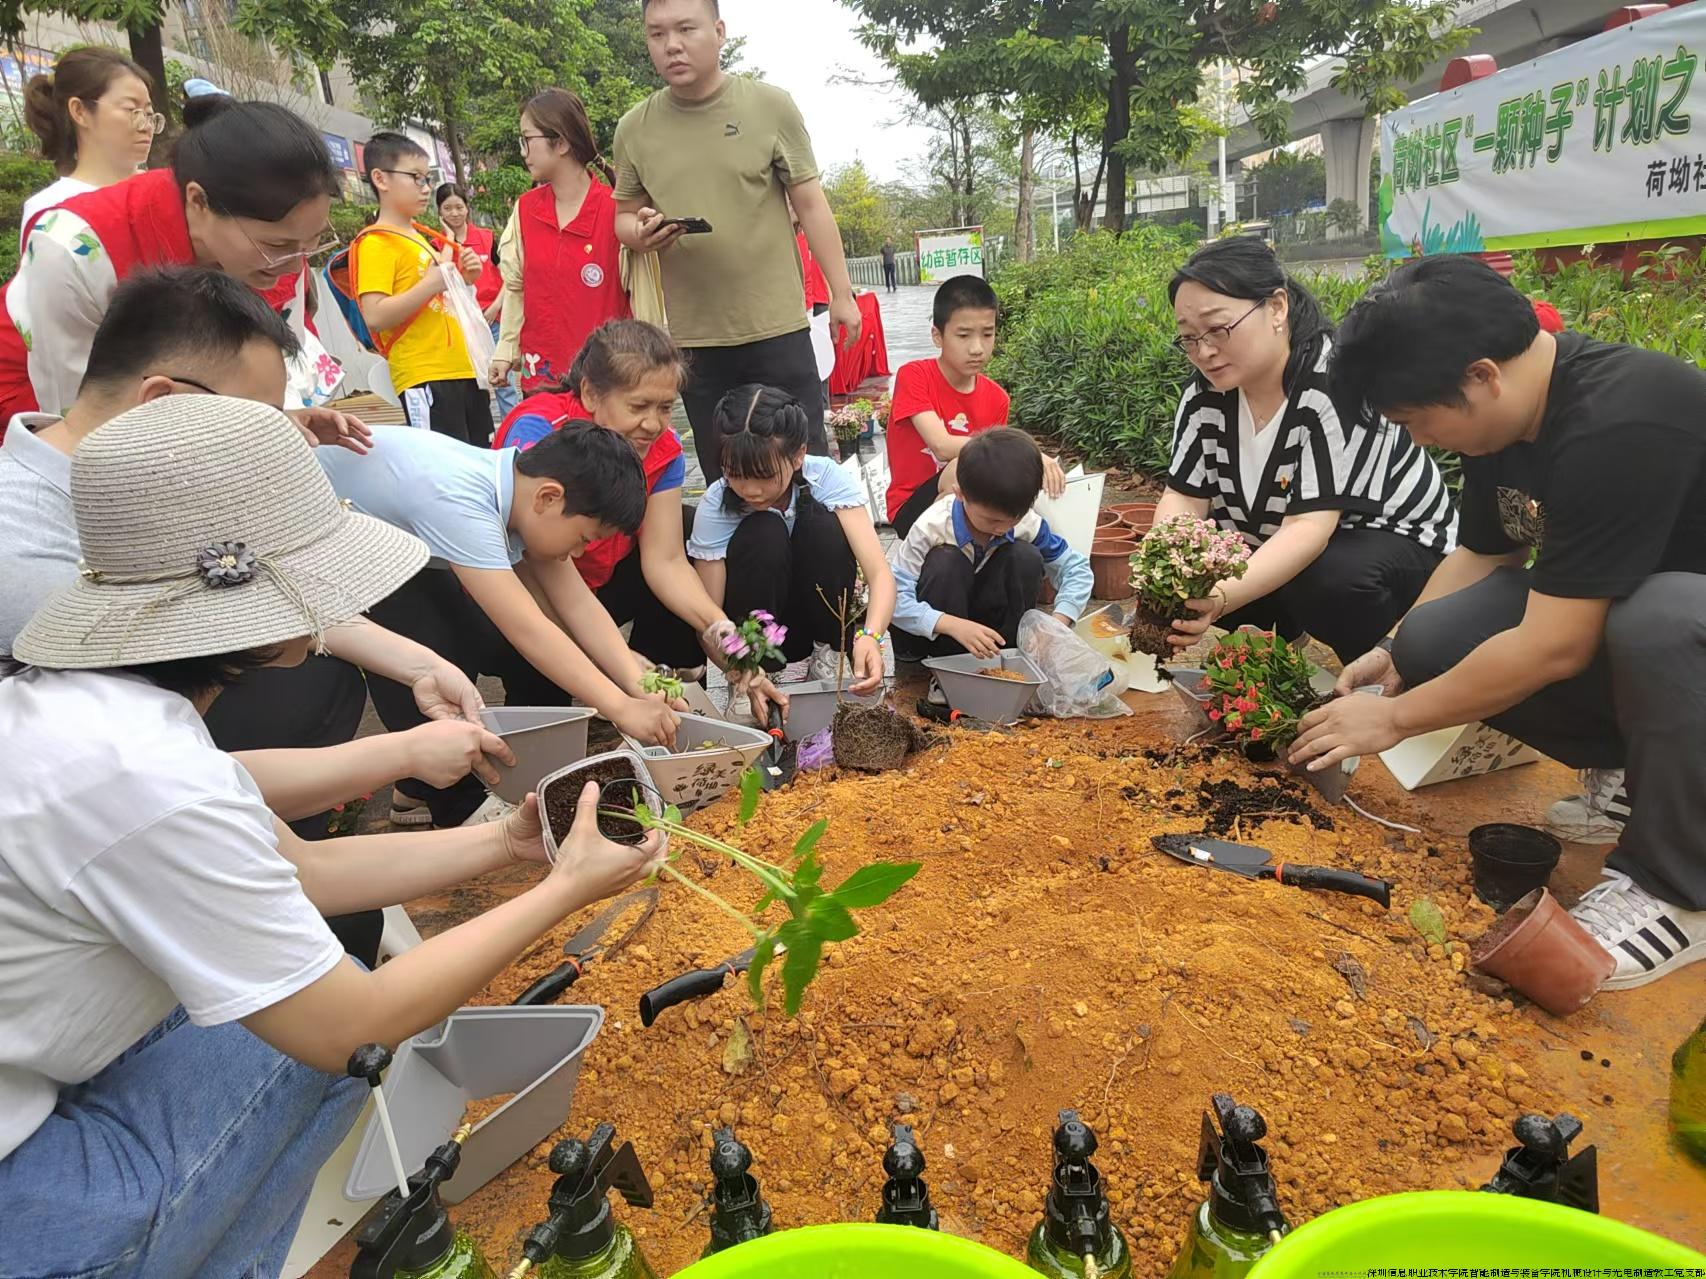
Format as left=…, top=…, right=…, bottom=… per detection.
left=197, top=542, right=259, bottom=588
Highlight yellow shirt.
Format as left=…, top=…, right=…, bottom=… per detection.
left=354, top=226, right=473, bottom=391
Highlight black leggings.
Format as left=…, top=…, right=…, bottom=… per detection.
left=680, top=329, right=828, bottom=483
left=365, top=567, right=568, bottom=827
left=1219, top=526, right=1440, bottom=667
left=202, top=658, right=382, bottom=966
left=596, top=505, right=705, bottom=670
left=722, top=491, right=858, bottom=664
left=896, top=542, right=1044, bottom=661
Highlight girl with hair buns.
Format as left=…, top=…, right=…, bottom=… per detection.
left=0, top=91, right=353, bottom=430
left=688, top=383, right=895, bottom=695
left=18, top=46, right=160, bottom=243
left=490, top=88, right=630, bottom=393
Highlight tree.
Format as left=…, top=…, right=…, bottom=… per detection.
left=236, top=0, right=607, bottom=185
left=4, top=1, right=173, bottom=128
left=841, top=0, right=1470, bottom=233
left=823, top=160, right=888, bottom=257
left=1249, top=146, right=1324, bottom=216
left=1325, top=196, right=1362, bottom=237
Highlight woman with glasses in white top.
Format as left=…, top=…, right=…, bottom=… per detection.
left=18, top=46, right=162, bottom=243
left=0, top=88, right=357, bottom=437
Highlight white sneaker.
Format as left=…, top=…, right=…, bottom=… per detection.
left=1569, top=869, right=1706, bottom=989
left=462, top=794, right=515, bottom=826
left=1545, top=768, right=1630, bottom=844
left=925, top=677, right=948, bottom=708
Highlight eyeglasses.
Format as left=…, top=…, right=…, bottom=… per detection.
left=233, top=218, right=343, bottom=271
left=151, top=373, right=219, bottom=395
left=1173, top=299, right=1269, bottom=355
left=376, top=169, right=433, bottom=191
left=518, top=132, right=556, bottom=154
left=95, top=100, right=165, bottom=135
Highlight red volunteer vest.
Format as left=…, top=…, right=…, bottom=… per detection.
left=515, top=180, right=628, bottom=391
left=462, top=222, right=502, bottom=310
left=494, top=387, right=683, bottom=591
left=0, top=169, right=302, bottom=431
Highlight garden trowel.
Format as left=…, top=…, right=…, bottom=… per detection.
left=758, top=702, right=798, bottom=790
left=1152, top=833, right=1392, bottom=908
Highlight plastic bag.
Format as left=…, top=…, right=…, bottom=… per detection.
left=1018, top=609, right=1132, bottom=719
left=441, top=265, right=497, bottom=388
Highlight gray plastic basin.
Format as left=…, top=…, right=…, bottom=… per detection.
left=344, top=1004, right=604, bottom=1204
left=478, top=706, right=595, bottom=805
left=623, top=711, right=772, bottom=808
left=922, top=650, right=1044, bottom=725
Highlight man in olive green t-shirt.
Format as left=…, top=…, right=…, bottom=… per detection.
left=615, top=0, right=862, bottom=481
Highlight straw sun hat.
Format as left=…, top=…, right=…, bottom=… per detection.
left=14, top=396, right=428, bottom=668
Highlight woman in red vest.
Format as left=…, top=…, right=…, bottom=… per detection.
left=489, top=88, right=630, bottom=394
left=0, top=93, right=351, bottom=434
left=494, top=320, right=785, bottom=718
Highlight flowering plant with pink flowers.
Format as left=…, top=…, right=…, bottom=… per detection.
left=1129, top=515, right=1251, bottom=614
left=721, top=610, right=788, bottom=675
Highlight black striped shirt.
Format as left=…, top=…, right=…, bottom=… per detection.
left=1167, top=338, right=1457, bottom=554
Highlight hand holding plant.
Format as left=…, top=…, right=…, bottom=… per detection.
left=1128, top=516, right=1251, bottom=659
left=640, top=669, right=685, bottom=701
left=721, top=610, right=788, bottom=676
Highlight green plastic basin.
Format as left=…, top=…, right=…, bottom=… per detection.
left=671, top=1224, right=1041, bottom=1278
left=1248, top=1192, right=1706, bottom=1275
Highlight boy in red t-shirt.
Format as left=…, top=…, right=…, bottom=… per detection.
left=884, top=275, right=1064, bottom=535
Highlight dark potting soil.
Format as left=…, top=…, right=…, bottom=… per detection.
left=1127, top=603, right=1178, bottom=660
left=541, top=757, right=652, bottom=845
left=832, top=703, right=927, bottom=773
left=1187, top=776, right=1334, bottom=836
left=1471, top=891, right=1540, bottom=962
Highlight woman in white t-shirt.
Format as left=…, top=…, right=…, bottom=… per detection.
left=19, top=45, right=161, bottom=242
left=1155, top=237, right=1457, bottom=665
left=0, top=395, right=662, bottom=1278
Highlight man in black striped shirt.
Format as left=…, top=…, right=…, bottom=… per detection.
left=1295, top=255, right=1706, bottom=993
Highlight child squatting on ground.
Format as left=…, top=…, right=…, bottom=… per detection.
left=885, top=275, right=1066, bottom=538
left=889, top=428, right=1092, bottom=702
left=688, top=383, right=895, bottom=694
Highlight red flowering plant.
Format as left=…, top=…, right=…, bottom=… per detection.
left=1200, top=630, right=1319, bottom=755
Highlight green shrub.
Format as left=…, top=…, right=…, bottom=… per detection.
left=992, top=233, right=1705, bottom=483
left=0, top=152, right=59, bottom=281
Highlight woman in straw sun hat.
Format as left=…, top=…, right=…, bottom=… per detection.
left=0, top=395, right=664, bottom=1278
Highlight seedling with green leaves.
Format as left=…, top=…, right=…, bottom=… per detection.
left=640, top=670, right=685, bottom=701
left=601, top=768, right=919, bottom=1014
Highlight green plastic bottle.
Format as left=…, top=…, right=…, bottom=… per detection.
left=348, top=1130, right=497, bottom=1279
left=1025, top=1110, right=1132, bottom=1279
left=345, top=1042, right=498, bottom=1279
left=875, top=1123, right=940, bottom=1231
left=1165, top=1095, right=1288, bottom=1279
left=1481, top=1113, right=1598, bottom=1211
left=1671, top=1015, right=1706, bottom=1168
left=512, top=1125, right=658, bottom=1279
left=700, top=1127, right=774, bottom=1257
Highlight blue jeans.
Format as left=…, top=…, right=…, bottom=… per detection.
left=489, top=320, right=520, bottom=419
left=1, top=1008, right=366, bottom=1279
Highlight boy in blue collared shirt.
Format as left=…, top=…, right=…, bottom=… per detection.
left=889, top=428, right=1092, bottom=676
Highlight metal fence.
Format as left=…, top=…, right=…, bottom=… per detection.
left=847, top=251, right=919, bottom=288
left=846, top=237, right=1008, bottom=289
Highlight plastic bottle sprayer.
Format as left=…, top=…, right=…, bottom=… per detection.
left=347, top=1044, right=497, bottom=1279
left=701, top=1127, right=773, bottom=1257
left=508, top=1124, right=656, bottom=1279
left=874, top=1123, right=939, bottom=1230
left=1165, top=1094, right=1288, bottom=1279
left=1481, top=1113, right=1599, bottom=1211
left=1026, top=1109, right=1131, bottom=1279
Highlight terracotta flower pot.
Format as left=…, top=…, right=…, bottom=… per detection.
left=1089, top=538, right=1138, bottom=601
left=1095, top=510, right=1123, bottom=530
left=1114, top=502, right=1159, bottom=536
left=1471, top=888, right=1616, bottom=1016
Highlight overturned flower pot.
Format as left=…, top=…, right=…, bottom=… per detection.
left=1471, top=887, right=1616, bottom=1016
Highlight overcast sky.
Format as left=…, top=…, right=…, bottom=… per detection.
left=726, top=0, right=937, bottom=182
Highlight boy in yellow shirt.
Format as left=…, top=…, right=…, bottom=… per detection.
left=357, top=133, right=490, bottom=445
